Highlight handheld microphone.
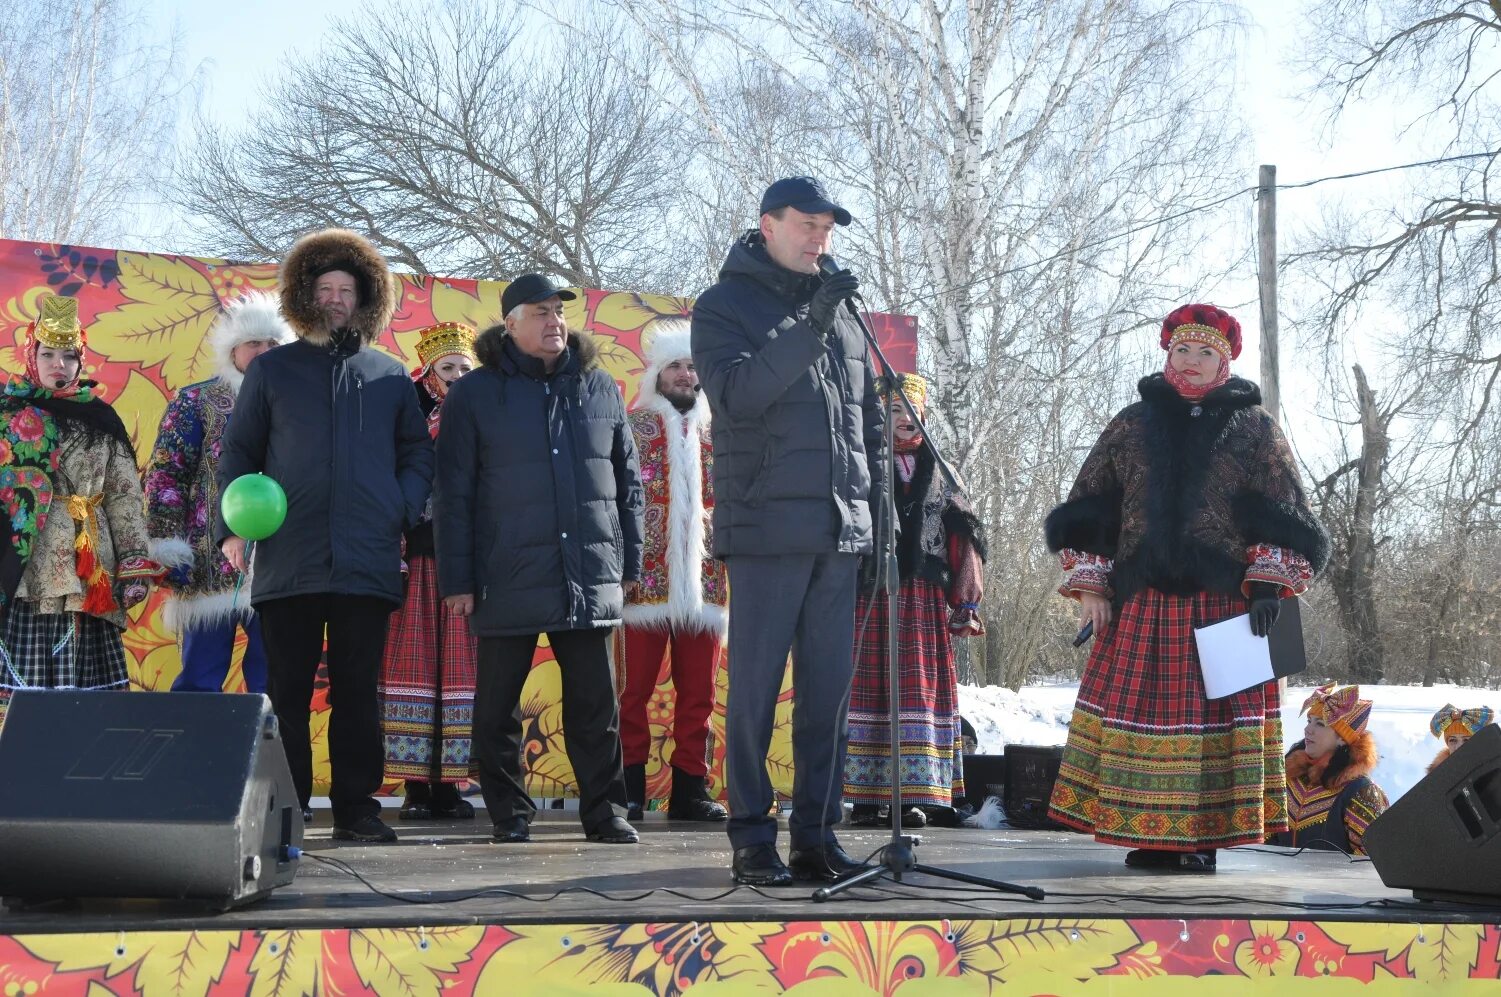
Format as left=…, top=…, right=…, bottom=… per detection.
left=693, top=384, right=702, bottom=392
left=1072, top=620, right=1094, bottom=647
left=817, top=253, right=842, bottom=279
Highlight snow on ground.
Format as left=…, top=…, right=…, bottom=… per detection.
left=959, top=682, right=1499, bottom=804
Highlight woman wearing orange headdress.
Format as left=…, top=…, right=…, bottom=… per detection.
left=1427, top=703, right=1494, bottom=773
left=1045, top=304, right=1330, bottom=872
left=1274, top=684, right=1388, bottom=855
left=0, top=296, right=159, bottom=720
left=378, top=322, right=479, bottom=820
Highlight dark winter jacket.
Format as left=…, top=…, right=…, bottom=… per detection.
left=1044, top=374, right=1329, bottom=606
left=690, top=232, right=883, bottom=557
left=433, top=330, right=644, bottom=637
left=214, top=334, right=435, bottom=607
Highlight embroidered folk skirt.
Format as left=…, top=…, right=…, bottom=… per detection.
left=0, top=601, right=129, bottom=725
left=1048, top=587, right=1288, bottom=850
left=378, top=554, right=478, bottom=784
left=843, top=578, right=965, bottom=808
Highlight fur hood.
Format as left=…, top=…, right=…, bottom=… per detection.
left=633, top=318, right=708, bottom=421
left=209, top=292, right=294, bottom=394
left=474, top=324, right=601, bottom=373
left=1286, top=733, right=1377, bottom=790
left=278, top=228, right=395, bottom=346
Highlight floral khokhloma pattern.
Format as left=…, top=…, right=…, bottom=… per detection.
left=1, top=919, right=1497, bottom=994
left=0, top=236, right=917, bottom=799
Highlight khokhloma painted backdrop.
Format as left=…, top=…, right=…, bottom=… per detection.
left=0, top=237, right=917, bottom=800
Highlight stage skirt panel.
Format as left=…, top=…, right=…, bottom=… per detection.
left=378, top=554, right=478, bottom=784
left=1048, top=587, right=1288, bottom=851
left=843, top=578, right=965, bottom=808
left=0, top=601, right=129, bottom=723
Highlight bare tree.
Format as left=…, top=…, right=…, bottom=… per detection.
left=177, top=1, right=685, bottom=288
left=0, top=0, right=180, bottom=245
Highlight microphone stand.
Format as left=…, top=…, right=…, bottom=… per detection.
left=813, top=294, right=1043, bottom=903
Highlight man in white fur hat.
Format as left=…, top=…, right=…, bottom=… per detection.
left=144, top=292, right=291, bottom=693
left=619, top=320, right=729, bottom=823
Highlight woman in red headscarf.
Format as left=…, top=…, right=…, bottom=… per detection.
left=377, top=322, right=479, bottom=820
left=0, top=295, right=159, bottom=722
left=1274, top=684, right=1387, bottom=855
left=1044, top=304, right=1330, bottom=872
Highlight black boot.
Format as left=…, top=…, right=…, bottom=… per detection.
left=668, top=766, right=727, bottom=822
left=624, top=763, right=647, bottom=822
left=399, top=780, right=433, bottom=821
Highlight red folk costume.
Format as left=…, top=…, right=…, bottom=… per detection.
left=1045, top=304, right=1330, bottom=871
left=1427, top=703, right=1495, bottom=773
left=1273, top=685, right=1388, bottom=855
left=619, top=321, right=729, bottom=821
left=378, top=322, right=480, bottom=820
left=843, top=373, right=986, bottom=825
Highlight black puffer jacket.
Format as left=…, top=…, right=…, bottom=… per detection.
left=433, top=330, right=644, bottom=637
left=691, top=232, right=883, bottom=557
left=214, top=335, right=435, bottom=607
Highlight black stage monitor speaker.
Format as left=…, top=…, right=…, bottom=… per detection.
left=0, top=690, right=302, bottom=909
left=962, top=753, right=1007, bottom=813
left=1365, top=723, right=1501, bottom=905
left=1003, top=744, right=1066, bottom=830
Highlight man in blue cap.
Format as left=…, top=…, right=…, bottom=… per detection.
left=690, top=177, right=882, bottom=885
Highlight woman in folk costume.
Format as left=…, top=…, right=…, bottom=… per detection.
left=378, top=322, right=479, bottom=820
left=144, top=292, right=291, bottom=693
left=1426, top=703, right=1494, bottom=773
left=619, top=320, right=729, bottom=822
left=1044, top=303, right=1330, bottom=872
left=1274, top=685, right=1388, bottom=855
left=0, top=295, right=160, bottom=719
left=844, top=373, right=986, bottom=830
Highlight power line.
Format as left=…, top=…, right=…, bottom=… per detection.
left=889, top=149, right=1501, bottom=315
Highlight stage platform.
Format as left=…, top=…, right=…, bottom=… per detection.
left=2, top=811, right=1498, bottom=993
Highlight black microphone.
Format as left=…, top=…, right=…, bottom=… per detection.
left=1072, top=620, right=1094, bottom=647
left=693, top=384, right=702, bottom=392
left=817, top=253, right=842, bottom=279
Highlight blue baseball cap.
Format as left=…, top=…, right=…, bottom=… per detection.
left=759, top=176, right=852, bottom=226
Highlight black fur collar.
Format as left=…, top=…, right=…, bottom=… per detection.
left=1136, top=372, right=1261, bottom=413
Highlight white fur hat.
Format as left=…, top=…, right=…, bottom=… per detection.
left=635, top=318, right=704, bottom=414
left=210, top=291, right=294, bottom=392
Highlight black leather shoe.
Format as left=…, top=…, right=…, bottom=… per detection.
left=492, top=815, right=531, bottom=843
left=331, top=814, right=397, bottom=843
left=849, top=804, right=884, bottom=827
left=668, top=796, right=728, bottom=822
left=731, top=844, right=794, bottom=886
left=301, top=808, right=313, bottom=825
left=586, top=815, right=640, bottom=844
left=429, top=785, right=475, bottom=820
left=788, top=843, right=869, bottom=882
left=399, top=797, right=433, bottom=821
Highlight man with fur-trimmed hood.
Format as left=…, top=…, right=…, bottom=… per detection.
left=145, top=292, right=291, bottom=694
left=619, top=320, right=728, bottom=823
left=434, top=273, right=644, bottom=846
left=216, top=228, right=435, bottom=843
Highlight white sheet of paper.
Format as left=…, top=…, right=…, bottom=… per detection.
left=1193, top=612, right=1275, bottom=700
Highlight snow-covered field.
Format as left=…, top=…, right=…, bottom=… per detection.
left=959, top=682, right=1499, bottom=804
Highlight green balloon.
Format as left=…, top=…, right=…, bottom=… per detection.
left=222, top=473, right=288, bottom=541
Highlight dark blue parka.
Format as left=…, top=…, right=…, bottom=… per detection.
left=434, top=330, right=644, bottom=637
left=214, top=334, right=435, bottom=607
left=690, top=231, right=883, bottom=557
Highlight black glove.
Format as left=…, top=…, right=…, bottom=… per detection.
left=1247, top=581, right=1280, bottom=637
left=807, top=269, right=860, bottom=336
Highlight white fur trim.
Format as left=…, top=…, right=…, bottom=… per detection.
left=209, top=291, right=295, bottom=394
left=162, top=589, right=255, bottom=633
left=623, top=602, right=727, bottom=635
left=148, top=536, right=195, bottom=570
left=634, top=318, right=710, bottom=422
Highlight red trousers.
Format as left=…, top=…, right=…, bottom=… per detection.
left=619, top=624, right=721, bottom=776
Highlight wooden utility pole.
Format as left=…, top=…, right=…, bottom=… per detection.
left=1257, top=164, right=1280, bottom=422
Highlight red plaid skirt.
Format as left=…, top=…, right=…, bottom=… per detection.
left=1048, top=588, right=1288, bottom=850
left=843, top=578, right=964, bottom=807
left=378, top=554, right=478, bottom=783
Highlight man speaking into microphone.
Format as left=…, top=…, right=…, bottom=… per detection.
left=691, top=176, right=884, bottom=885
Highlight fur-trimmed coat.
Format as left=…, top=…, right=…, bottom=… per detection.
left=1274, top=738, right=1388, bottom=855
left=1045, top=375, right=1329, bottom=605
left=622, top=391, right=727, bottom=635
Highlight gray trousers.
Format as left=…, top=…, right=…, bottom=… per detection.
left=725, top=552, right=858, bottom=850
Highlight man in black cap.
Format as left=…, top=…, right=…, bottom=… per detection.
left=434, top=273, right=644, bottom=845
left=690, top=177, right=883, bottom=884
left=217, top=228, right=434, bottom=843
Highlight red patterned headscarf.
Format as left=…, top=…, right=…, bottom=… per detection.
left=1161, top=303, right=1241, bottom=400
